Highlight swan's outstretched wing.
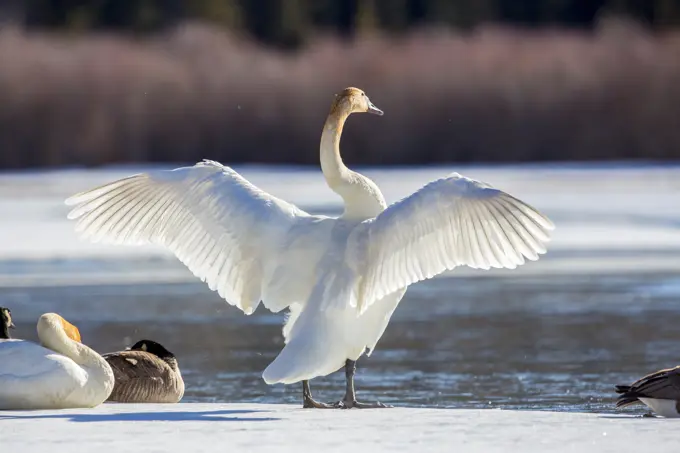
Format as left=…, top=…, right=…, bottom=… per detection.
left=347, top=172, right=554, bottom=314
left=65, top=160, right=309, bottom=314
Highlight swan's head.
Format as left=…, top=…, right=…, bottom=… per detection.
left=331, top=87, right=383, bottom=116
left=1, top=307, right=15, bottom=330
left=131, top=339, right=176, bottom=360
left=37, top=313, right=82, bottom=343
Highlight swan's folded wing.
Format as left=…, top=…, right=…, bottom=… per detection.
left=66, top=160, right=309, bottom=314
left=0, top=340, right=73, bottom=379
left=347, top=172, right=554, bottom=314
left=0, top=340, right=87, bottom=405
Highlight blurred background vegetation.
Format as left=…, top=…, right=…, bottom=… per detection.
left=1, top=0, right=680, bottom=168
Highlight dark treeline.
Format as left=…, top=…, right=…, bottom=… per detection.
left=3, top=0, right=680, bottom=48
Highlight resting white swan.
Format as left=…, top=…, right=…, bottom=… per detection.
left=65, top=87, right=554, bottom=408
left=0, top=311, right=114, bottom=410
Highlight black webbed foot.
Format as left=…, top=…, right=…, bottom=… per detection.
left=302, top=380, right=335, bottom=409
left=332, top=399, right=392, bottom=409
left=303, top=396, right=336, bottom=409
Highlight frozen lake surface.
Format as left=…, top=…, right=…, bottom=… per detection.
left=1, top=163, right=679, bottom=415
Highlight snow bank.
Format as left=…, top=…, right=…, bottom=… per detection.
left=0, top=403, right=672, bottom=453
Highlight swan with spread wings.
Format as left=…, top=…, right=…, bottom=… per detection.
left=66, top=87, right=554, bottom=409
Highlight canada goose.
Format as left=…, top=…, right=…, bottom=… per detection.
left=615, top=366, right=680, bottom=417
left=103, top=339, right=184, bottom=403
left=0, top=312, right=114, bottom=409
left=65, top=87, right=553, bottom=409
left=0, top=307, right=15, bottom=339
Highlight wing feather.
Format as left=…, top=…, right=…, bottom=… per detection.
left=628, top=366, right=680, bottom=399
left=348, top=172, right=554, bottom=314
left=66, top=160, right=309, bottom=314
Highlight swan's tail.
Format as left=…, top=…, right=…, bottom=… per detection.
left=262, top=309, right=349, bottom=385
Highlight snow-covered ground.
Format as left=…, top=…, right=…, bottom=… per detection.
left=0, top=162, right=678, bottom=285
left=0, top=403, right=674, bottom=453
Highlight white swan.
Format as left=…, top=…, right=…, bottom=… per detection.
left=65, top=87, right=554, bottom=408
left=0, top=311, right=114, bottom=410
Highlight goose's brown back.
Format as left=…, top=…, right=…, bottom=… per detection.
left=103, top=350, right=184, bottom=403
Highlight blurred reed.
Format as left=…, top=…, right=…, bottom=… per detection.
left=1, top=20, right=679, bottom=168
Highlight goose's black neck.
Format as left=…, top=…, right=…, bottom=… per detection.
left=1, top=323, right=10, bottom=339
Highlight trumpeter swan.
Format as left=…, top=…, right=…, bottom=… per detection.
left=103, top=339, right=184, bottom=403
left=65, top=87, right=554, bottom=408
left=0, top=312, right=114, bottom=409
left=616, top=366, right=680, bottom=417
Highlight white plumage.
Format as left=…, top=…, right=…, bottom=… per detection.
left=65, top=87, right=554, bottom=399
left=0, top=313, right=114, bottom=410
left=639, top=398, right=680, bottom=418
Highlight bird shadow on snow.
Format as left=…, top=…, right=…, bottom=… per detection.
left=597, top=414, right=661, bottom=420
left=0, top=408, right=279, bottom=423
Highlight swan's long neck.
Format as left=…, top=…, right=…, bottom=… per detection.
left=320, top=110, right=386, bottom=220
left=320, top=110, right=350, bottom=186
left=39, top=321, right=113, bottom=391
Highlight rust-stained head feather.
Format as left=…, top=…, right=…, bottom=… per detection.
left=329, top=87, right=383, bottom=116
left=58, top=316, right=81, bottom=343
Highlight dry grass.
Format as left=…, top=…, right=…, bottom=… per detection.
left=1, top=21, right=680, bottom=169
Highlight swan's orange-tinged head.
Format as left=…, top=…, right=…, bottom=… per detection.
left=39, top=313, right=82, bottom=343
left=60, top=316, right=81, bottom=343
left=59, top=316, right=82, bottom=343
left=330, top=87, right=383, bottom=116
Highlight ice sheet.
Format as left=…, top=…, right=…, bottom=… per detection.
left=0, top=163, right=678, bottom=285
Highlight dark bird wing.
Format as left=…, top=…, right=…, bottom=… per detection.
left=615, top=366, right=680, bottom=408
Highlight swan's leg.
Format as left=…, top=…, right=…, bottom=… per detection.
left=333, top=359, right=392, bottom=409
left=302, top=380, right=334, bottom=409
